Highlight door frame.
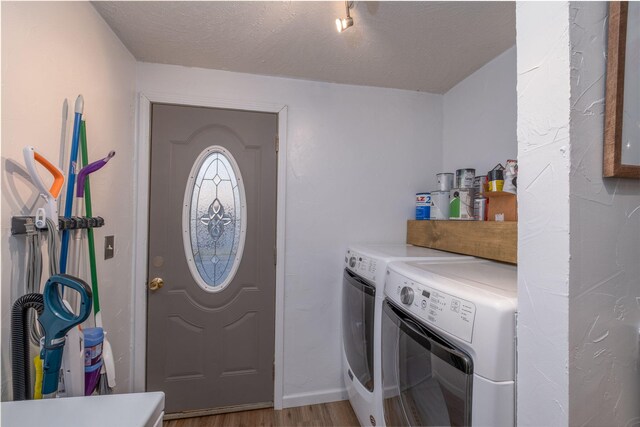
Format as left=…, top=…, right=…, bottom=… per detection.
left=131, top=92, right=288, bottom=409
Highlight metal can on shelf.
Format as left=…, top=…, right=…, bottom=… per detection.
left=449, top=188, right=475, bottom=220
left=473, top=175, right=488, bottom=195
left=474, top=197, right=488, bottom=221
left=436, top=173, right=454, bottom=191
left=415, top=193, right=431, bottom=220
left=488, top=168, right=505, bottom=192
left=430, top=190, right=450, bottom=220
left=455, top=168, right=476, bottom=189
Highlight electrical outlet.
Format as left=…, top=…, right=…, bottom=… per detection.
left=105, top=235, right=115, bottom=260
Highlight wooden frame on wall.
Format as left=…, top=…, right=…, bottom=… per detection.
left=604, top=1, right=640, bottom=178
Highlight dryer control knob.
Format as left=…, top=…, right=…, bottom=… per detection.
left=349, top=257, right=356, bottom=268
left=400, top=286, right=414, bottom=305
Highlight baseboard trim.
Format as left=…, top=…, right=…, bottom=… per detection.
left=282, top=387, right=348, bottom=409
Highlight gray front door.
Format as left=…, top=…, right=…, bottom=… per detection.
left=146, top=103, right=278, bottom=415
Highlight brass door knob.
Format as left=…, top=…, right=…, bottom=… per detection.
left=149, top=277, right=164, bottom=291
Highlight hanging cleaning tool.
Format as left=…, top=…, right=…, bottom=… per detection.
left=75, top=139, right=116, bottom=289
left=73, top=128, right=115, bottom=282
left=76, top=144, right=116, bottom=293
left=76, top=151, right=116, bottom=190
left=22, top=146, right=65, bottom=230
left=22, top=147, right=65, bottom=351
left=78, top=121, right=117, bottom=393
left=60, top=95, right=84, bottom=274
left=71, top=123, right=88, bottom=284
left=58, top=99, right=69, bottom=213
left=38, top=274, right=92, bottom=398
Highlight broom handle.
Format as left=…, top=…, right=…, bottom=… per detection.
left=60, top=95, right=83, bottom=274
left=58, top=99, right=68, bottom=214
left=80, top=121, right=101, bottom=322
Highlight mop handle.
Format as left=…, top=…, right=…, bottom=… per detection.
left=60, top=95, right=83, bottom=274
left=80, top=122, right=100, bottom=318
left=79, top=122, right=114, bottom=321
left=74, top=143, right=116, bottom=317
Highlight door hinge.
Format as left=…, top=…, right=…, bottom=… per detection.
left=275, top=136, right=279, bottom=153
left=273, top=363, right=275, bottom=381
left=273, top=246, right=277, bottom=266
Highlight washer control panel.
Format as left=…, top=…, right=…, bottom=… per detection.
left=386, top=268, right=476, bottom=343
left=345, top=249, right=379, bottom=282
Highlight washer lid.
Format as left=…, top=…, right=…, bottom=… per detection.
left=407, top=260, right=517, bottom=297
left=349, top=243, right=472, bottom=261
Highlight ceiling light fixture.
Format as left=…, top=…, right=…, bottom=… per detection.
left=336, top=1, right=354, bottom=33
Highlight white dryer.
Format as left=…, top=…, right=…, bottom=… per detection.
left=342, top=244, right=473, bottom=427
left=382, top=259, right=517, bottom=426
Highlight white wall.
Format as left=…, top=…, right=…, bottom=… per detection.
left=516, top=2, right=640, bottom=425
left=1, top=2, right=136, bottom=399
left=443, top=46, right=517, bottom=177
left=136, top=63, right=443, bottom=406
left=515, top=2, right=572, bottom=425
left=568, top=2, right=640, bottom=425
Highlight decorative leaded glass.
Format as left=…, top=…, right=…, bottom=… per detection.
left=183, top=146, right=245, bottom=291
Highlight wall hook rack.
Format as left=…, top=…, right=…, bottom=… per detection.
left=11, top=216, right=105, bottom=235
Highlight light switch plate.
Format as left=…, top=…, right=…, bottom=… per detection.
left=105, top=235, right=115, bottom=260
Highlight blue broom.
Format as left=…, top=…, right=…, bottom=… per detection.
left=60, top=95, right=83, bottom=273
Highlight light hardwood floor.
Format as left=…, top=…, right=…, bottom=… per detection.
left=163, top=400, right=360, bottom=427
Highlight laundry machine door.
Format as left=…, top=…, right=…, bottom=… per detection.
left=382, top=301, right=473, bottom=427
left=342, top=269, right=376, bottom=392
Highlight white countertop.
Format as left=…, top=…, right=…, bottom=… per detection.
left=1, top=392, right=165, bottom=427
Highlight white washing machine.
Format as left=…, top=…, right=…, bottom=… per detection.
left=342, top=244, right=473, bottom=427
left=381, top=259, right=517, bottom=426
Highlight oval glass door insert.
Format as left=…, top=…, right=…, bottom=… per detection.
left=183, top=146, right=246, bottom=292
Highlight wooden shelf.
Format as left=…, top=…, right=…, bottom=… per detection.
left=407, top=220, right=517, bottom=264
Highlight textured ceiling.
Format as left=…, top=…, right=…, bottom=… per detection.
left=93, top=1, right=515, bottom=94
